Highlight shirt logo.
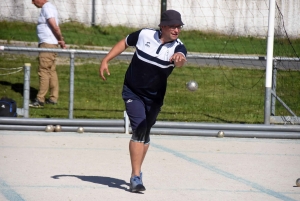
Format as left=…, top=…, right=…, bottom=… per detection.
left=126, top=99, right=133, bottom=103
left=145, top=42, right=150, bottom=47
left=1, top=104, right=5, bottom=108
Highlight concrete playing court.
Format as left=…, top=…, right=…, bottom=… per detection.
left=0, top=130, right=300, bottom=201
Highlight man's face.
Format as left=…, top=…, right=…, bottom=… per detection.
left=32, top=0, right=46, bottom=8
left=161, top=25, right=183, bottom=42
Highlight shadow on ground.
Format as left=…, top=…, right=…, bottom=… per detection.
left=51, top=174, right=130, bottom=191
left=0, top=81, right=38, bottom=100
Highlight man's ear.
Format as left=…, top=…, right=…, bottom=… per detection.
left=160, top=25, right=167, bottom=30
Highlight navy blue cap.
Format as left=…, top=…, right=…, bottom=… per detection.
left=159, top=10, right=184, bottom=26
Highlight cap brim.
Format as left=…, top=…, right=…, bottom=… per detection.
left=159, top=20, right=184, bottom=26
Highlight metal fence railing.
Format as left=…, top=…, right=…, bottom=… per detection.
left=1, top=46, right=300, bottom=139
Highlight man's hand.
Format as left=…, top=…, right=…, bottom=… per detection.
left=169, top=52, right=187, bottom=67
left=58, top=40, right=66, bottom=49
left=99, top=61, right=110, bottom=81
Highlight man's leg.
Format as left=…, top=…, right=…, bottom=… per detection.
left=141, top=144, right=149, bottom=165
left=126, top=101, right=147, bottom=177
left=37, top=43, right=57, bottom=102
left=37, top=55, right=51, bottom=102
left=128, top=102, right=161, bottom=176
left=129, top=141, right=146, bottom=177
left=124, top=98, right=148, bottom=191
left=49, top=60, right=59, bottom=102
left=43, top=43, right=59, bottom=103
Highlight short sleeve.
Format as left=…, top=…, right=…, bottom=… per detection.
left=175, top=44, right=187, bottom=57
left=42, top=4, right=55, bottom=19
left=126, top=29, right=142, bottom=47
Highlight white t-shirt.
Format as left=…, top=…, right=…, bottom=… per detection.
left=36, top=2, right=59, bottom=44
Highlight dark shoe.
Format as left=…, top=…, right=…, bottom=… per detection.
left=130, top=176, right=145, bottom=192
left=45, top=98, right=57, bottom=105
left=29, top=99, right=44, bottom=108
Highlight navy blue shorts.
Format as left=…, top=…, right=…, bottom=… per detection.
left=122, top=85, right=161, bottom=144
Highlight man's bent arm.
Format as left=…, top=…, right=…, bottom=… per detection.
left=102, top=38, right=128, bottom=63
left=47, top=18, right=66, bottom=48
left=99, top=38, right=128, bottom=80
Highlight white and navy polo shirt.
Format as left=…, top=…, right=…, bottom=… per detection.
left=123, top=28, right=187, bottom=105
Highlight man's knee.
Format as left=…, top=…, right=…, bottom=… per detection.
left=131, top=123, right=150, bottom=144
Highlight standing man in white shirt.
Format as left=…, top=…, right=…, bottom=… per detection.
left=30, top=0, right=66, bottom=108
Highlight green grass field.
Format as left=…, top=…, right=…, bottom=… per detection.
left=0, top=21, right=299, bottom=123
left=1, top=53, right=299, bottom=123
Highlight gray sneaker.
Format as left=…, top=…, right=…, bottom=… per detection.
left=29, top=99, right=44, bottom=108
left=130, top=176, right=145, bottom=192
left=45, top=98, right=57, bottom=105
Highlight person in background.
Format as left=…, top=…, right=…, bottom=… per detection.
left=30, top=0, right=66, bottom=108
left=99, top=10, right=187, bottom=192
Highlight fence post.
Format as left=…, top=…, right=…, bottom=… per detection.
left=161, top=0, right=167, bottom=21
left=92, top=0, right=96, bottom=26
left=23, top=63, right=31, bottom=118
left=69, top=51, right=75, bottom=119
left=124, top=111, right=129, bottom=134
left=271, top=59, right=277, bottom=116
left=264, top=0, right=276, bottom=125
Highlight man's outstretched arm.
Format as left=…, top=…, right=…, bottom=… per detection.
left=99, top=38, right=128, bottom=80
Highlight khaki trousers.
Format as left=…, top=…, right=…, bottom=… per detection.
left=37, top=43, right=59, bottom=102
